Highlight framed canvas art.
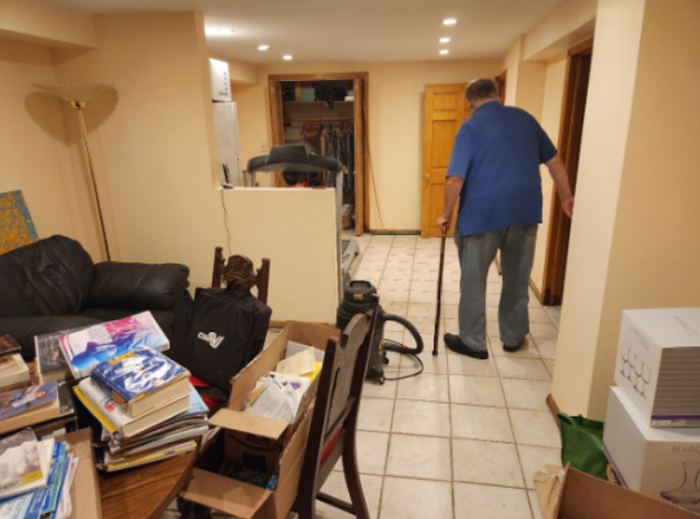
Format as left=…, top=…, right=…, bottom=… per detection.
left=0, top=190, right=38, bottom=254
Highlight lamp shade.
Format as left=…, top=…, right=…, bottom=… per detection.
left=34, top=83, right=114, bottom=105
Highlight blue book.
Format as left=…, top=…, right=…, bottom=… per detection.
left=91, top=346, right=190, bottom=418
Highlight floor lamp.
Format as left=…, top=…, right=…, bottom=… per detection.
left=35, top=83, right=115, bottom=261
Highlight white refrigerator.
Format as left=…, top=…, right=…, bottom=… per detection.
left=212, top=101, right=243, bottom=188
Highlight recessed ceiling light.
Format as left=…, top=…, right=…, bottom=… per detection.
left=443, top=18, right=457, bottom=26
left=205, top=27, right=235, bottom=37
left=439, top=37, right=451, bottom=43
left=283, top=54, right=293, bottom=61
left=257, top=44, right=270, bottom=51
left=439, top=49, right=450, bottom=55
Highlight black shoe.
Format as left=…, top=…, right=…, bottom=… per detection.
left=444, top=333, right=488, bottom=359
left=503, top=340, right=525, bottom=353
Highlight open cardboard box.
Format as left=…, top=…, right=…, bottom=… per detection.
left=535, top=465, right=698, bottom=519
left=55, top=428, right=103, bottom=519
left=181, top=322, right=340, bottom=519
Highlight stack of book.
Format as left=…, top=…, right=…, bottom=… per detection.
left=0, top=429, right=79, bottom=518
left=72, top=346, right=208, bottom=472
left=0, top=336, right=29, bottom=391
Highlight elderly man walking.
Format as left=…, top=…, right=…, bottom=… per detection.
left=439, top=78, right=574, bottom=359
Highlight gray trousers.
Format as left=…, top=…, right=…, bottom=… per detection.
left=454, top=224, right=537, bottom=351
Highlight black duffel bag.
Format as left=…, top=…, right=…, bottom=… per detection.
left=183, top=285, right=272, bottom=392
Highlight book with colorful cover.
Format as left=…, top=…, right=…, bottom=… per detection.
left=90, top=346, right=189, bottom=417
left=0, top=382, right=58, bottom=422
left=59, top=312, right=170, bottom=379
left=34, top=326, right=92, bottom=383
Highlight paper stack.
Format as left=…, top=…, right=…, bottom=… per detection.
left=0, top=429, right=79, bottom=519
left=244, top=341, right=323, bottom=423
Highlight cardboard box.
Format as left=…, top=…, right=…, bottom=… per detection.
left=604, top=386, right=700, bottom=513
left=535, top=465, right=697, bottom=519
left=614, top=308, right=700, bottom=427
left=55, top=428, right=103, bottom=519
left=181, top=322, right=339, bottom=519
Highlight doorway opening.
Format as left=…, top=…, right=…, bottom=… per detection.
left=268, top=73, right=369, bottom=236
left=541, top=38, right=593, bottom=305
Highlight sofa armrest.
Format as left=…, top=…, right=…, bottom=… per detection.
left=87, top=262, right=189, bottom=310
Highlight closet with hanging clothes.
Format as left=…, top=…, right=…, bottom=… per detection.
left=268, top=74, right=369, bottom=235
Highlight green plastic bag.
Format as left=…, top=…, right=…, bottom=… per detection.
left=558, top=413, right=607, bottom=479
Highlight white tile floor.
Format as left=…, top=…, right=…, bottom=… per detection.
left=161, top=233, right=561, bottom=519
left=317, top=233, right=561, bottom=519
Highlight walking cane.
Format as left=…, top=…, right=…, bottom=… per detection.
left=433, top=225, right=448, bottom=356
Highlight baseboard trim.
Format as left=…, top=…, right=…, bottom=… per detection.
left=270, top=320, right=335, bottom=329
left=529, top=278, right=544, bottom=304
left=547, top=393, right=561, bottom=428
left=370, top=230, right=420, bottom=236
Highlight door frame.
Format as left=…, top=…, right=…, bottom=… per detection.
left=268, top=72, right=370, bottom=235
left=496, top=70, right=507, bottom=105
left=541, top=38, right=594, bottom=305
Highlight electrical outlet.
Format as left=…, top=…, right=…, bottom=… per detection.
left=261, top=143, right=268, bottom=153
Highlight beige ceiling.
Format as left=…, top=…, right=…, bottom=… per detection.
left=46, top=0, right=565, bottom=63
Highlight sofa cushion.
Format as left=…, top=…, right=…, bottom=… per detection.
left=0, top=315, right=102, bottom=360
left=0, top=235, right=95, bottom=317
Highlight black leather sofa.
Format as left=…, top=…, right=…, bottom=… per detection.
left=0, top=235, right=189, bottom=361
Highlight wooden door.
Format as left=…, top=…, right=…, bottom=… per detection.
left=353, top=77, right=367, bottom=235
left=421, top=84, right=471, bottom=237
left=541, top=39, right=593, bottom=305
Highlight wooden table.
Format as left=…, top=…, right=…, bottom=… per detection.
left=98, top=451, right=197, bottom=519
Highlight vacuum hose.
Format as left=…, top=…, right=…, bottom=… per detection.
left=381, top=313, right=424, bottom=355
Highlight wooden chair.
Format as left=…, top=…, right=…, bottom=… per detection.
left=211, top=247, right=271, bottom=303
left=293, top=299, right=378, bottom=519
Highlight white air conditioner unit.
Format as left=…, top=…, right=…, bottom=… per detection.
left=210, top=58, right=231, bottom=102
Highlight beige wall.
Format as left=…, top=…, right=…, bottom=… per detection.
left=502, top=37, right=547, bottom=122
left=552, top=0, right=652, bottom=418
left=0, top=38, right=82, bottom=244
left=0, top=0, right=96, bottom=48
left=51, top=12, right=222, bottom=277
left=227, top=189, right=339, bottom=323
left=585, top=0, right=700, bottom=418
left=531, top=58, right=567, bottom=293
left=524, top=0, right=597, bottom=61
left=230, top=59, right=503, bottom=230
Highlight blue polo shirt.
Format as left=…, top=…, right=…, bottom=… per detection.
left=446, top=101, right=557, bottom=236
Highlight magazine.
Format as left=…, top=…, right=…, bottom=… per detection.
left=0, top=382, right=58, bottom=422
left=58, top=312, right=170, bottom=379
left=0, top=430, right=42, bottom=496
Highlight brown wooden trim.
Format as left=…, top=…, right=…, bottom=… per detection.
left=268, top=72, right=370, bottom=233
left=269, top=72, right=368, bottom=82
left=547, top=393, right=561, bottom=427
left=495, top=70, right=507, bottom=105
left=371, top=229, right=420, bottom=235
left=270, top=319, right=335, bottom=329
left=541, top=38, right=593, bottom=306
left=529, top=278, right=543, bottom=304
left=568, top=37, right=594, bottom=57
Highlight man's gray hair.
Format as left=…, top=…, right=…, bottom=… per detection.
left=466, top=78, right=498, bottom=103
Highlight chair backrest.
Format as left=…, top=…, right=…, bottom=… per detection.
left=302, top=300, right=377, bottom=487
left=211, top=247, right=271, bottom=304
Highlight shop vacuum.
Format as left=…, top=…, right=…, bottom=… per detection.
left=337, top=281, right=424, bottom=383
